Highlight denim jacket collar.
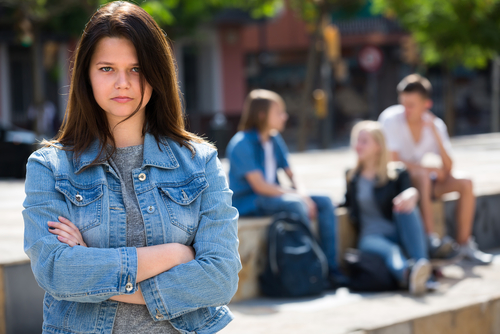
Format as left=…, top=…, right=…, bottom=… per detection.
left=73, top=132, right=180, bottom=174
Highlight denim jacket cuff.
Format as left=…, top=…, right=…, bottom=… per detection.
left=119, top=247, right=139, bottom=294
left=140, top=278, right=171, bottom=321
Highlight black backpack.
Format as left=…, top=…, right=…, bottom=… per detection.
left=344, top=248, right=399, bottom=292
left=259, top=212, right=329, bottom=297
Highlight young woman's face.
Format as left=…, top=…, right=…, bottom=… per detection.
left=89, top=37, right=153, bottom=125
left=355, top=130, right=380, bottom=163
left=265, top=102, right=288, bottom=133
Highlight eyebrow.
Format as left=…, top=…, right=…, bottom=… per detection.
left=95, top=61, right=139, bottom=66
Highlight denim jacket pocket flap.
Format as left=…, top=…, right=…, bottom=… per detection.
left=55, top=180, right=104, bottom=206
left=159, top=176, right=208, bottom=206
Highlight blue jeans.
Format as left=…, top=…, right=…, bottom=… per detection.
left=255, top=193, right=338, bottom=274
left=358, top=210, right=428, bottom=284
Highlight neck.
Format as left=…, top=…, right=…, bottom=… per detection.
left=259, top=129, right=272, bottom=142
left=360, top=158, right=378, bottom=178
left=108, top=113, right=145, bottom=148
left=406, top=112, right=425, bottom=126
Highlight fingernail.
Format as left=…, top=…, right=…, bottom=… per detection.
left=58, top=216, right=65, bottom=221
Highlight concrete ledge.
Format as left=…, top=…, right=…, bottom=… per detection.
left=222, top=251, right=500, bottom=334
left=0, top=261, right=44, bottom=334
left=365, top=296, right=500, bottom=334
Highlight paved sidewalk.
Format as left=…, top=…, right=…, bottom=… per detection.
left=221, top=254, right=500, bottom=334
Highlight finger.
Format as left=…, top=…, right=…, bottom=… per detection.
left=58, top=216, right=80, bottom=233
left=48, top=221, right=79, bottom=238
left=49, top=228, right=80, bottom=244
left=56, top=235, right=79, bottom=247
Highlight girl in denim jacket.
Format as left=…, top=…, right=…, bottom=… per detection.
left=22, top=2, right=241, bottom=333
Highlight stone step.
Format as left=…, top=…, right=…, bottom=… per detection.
left=0, top=262, right=44, bottom=334
left=222, top=252, right=500, bottom=334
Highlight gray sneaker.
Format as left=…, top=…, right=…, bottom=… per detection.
left=428, top=234, right=463, bottom=267
left=409, top=259, right=432, bottom=296
left=461, top=238, right=493, bottom=265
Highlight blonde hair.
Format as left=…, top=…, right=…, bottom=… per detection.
left=238, top=89, right=286, bottom=132
left=347, top=120, right=400, bottom=186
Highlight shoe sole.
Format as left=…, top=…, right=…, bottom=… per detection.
left=410, top=260, right=432, bottom=296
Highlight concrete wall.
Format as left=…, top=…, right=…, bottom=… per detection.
left=1, top=262, right=44, bottom=334
left=445, top=194, right=500, bottom=250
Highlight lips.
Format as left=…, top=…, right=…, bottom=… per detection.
left=111, top=96, right=133, bottom=103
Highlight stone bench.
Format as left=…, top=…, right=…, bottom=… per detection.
left=233, top=201, right=446, bottom=302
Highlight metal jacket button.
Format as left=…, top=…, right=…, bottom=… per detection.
left=138, top=173, right=146, bottom=182
left=125, top=282, right=133, bottom=292
left=75, top=194, right=83, bottom=202
left=147, top=206, right=155, bottom=214
left=156, top=313, right=164, bottom=320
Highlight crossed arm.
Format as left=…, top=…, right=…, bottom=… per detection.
left=48, top=216, right=195, bottom=305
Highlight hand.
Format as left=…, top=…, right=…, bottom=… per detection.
left=422, top=111, right=436, bottom=127
left=393, top=188, right=418, bottom=213
left=48, top=216, right=87, bottom=247
left=427, top=167, right=446, bottom=182
left=302, top=195, right=317, bottom=220
left=423, top=111, right=440, bottom=136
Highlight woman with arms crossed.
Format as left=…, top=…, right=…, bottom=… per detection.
left=23, top=2, right=241, bottom=333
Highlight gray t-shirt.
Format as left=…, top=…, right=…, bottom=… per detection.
left=109, top=145, right=180, bottom=334
left=356, top=176, right=396, bottom=239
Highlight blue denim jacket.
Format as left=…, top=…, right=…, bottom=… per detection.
left=226, top=130, right=289, bottom=216
left=23, top=133, right=241, bottom=334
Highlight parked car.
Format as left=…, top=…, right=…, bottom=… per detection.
left=0, top=126, right=38, bottom=179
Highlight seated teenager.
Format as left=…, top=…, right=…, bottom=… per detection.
left=378, top=74, right=492, bottom=265
left=343, top=121, right=431, bottom=295
left=226, top=89, right=341, bottom=285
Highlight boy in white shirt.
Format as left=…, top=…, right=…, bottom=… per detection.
left=379, top=74, right=492, bottom=265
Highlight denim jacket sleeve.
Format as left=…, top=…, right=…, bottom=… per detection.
left=274, top=133, right=290, bottom=169
left=140, top=148, right=241, bottom=321
left=23, top=149, right=139, bottom=303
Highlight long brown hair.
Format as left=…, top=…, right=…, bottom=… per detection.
left=50, top=1, right=205, bottom=167
left=238, top=89, right=285, bottom=132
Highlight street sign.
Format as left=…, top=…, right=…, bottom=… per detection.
left=358, top=46, right=383, bottom=72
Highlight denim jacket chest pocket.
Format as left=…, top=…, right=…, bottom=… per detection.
left=158, top=175, right=208, bottom=236
left=55, top=179, right=104, bottom=233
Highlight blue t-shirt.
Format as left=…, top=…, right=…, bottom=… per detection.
left=226, top=130, right=290, bottom=215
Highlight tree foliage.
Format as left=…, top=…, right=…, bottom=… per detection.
left=371, top=0, right=500, bottom=68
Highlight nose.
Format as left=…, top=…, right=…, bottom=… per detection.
left=115, top=71, right=131, bottom=90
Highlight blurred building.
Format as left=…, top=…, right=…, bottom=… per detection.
left=0, top=24, right=73, bottom=136
left=0, top=1, right=494, bottom=149
left=176, top=1, right=495, bottom=151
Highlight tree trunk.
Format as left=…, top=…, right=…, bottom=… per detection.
left=492, top=56, right=500, bottom=133
left=297, top=12, right=324, bottom=152
left=443, top=67, right=455, bottom=136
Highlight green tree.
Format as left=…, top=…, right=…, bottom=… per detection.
left=371, top=0, right=500, bottom=133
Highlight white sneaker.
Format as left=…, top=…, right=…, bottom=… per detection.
left=409, top=259, right=432, bottom=296
left=461, top=238, right=493, bottom=265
